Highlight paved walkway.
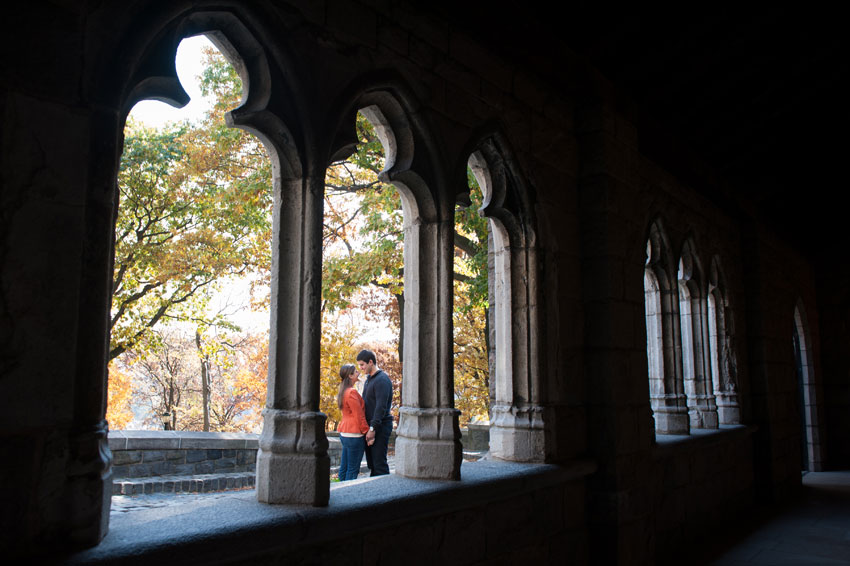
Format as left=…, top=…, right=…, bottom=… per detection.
left=699, top=471, right=850, bottom=565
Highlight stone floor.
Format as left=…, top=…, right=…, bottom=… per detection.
left=698, top=471, right=850, bottom=565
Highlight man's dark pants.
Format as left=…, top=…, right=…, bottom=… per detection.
left=365, top=419, right=392, bottom=476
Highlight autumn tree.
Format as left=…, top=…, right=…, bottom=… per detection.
left=110, top=46, right=271, bottom=362
left=127, top=328, right=199, bottom=430
left=106, top=360, right=135, bottom=430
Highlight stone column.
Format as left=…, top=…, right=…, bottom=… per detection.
left=692, top=295, right=719, bottom=428
left=488, top=229, right=547, bottom=462
left=654, top=283, right=690, bottom=434
left=256, top=174, right=329, bottom=505
left=394, top=216, right=463, bottom=480
left=65, top=108, right=122, bottom=547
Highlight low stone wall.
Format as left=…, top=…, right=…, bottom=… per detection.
left=110, top=427, right=491, bottom=480
left=108, top=431, right=260, bottom=478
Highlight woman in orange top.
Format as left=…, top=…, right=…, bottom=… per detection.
left=336, top=364, right=369, bottom=481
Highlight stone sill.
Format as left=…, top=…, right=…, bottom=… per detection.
left=109, top=430, right=259, bottom=451
left=652, top=424, right=757, bottom=456
left=63, top=458, right=595, bottom=565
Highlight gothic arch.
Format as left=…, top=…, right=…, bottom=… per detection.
left=644, top=220, right=689, bottom=434
left=708, top=256, right=741, bottom=424
left=678, top=238, right=718, bottom=429
left=461, top=130, right=549, bottom=462
left=328, top=79, right=462, bottom=480
left=85, top=6, right=335, bottom=513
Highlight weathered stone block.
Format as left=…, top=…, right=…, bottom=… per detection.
left=195, top=461, right=215, bottom=474
left=438, top=509, right=486, bottom=564
left=185, top=450, right=207, bottom=463
left=172, top=463, right=195, bottom=475
left=111, top=465, right=129, bottom=478
left=127, top=464, right=151, bottom=478
left=112, top=450, right=142, bottom=466
left=141, top=450, right=165, bottom=462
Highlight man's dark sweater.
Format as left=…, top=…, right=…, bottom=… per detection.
left=362, top=369, right=393, bottom=429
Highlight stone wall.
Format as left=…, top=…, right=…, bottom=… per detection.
left=651, top=426, right=756, bottom=563
left=109, top=431, right=259, bottom=478
left=67, top=460, right=593, bottom=566
left=109, top=428, right=490, bottom=480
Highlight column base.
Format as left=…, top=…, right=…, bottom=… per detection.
left=716, top=392, right=741, bottom=425
left=66, top=420, right=113, bottom=548
left=689, top=395, right=719, bottom=429
left=395, top=407, right=462, bottom=480
left=256, top=409, right=329, bottom=506
left=651, top=394, right=690, bottom=434
left=489, top=404, right=546, bottom=462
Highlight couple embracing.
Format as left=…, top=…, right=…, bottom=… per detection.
left=336, top=349, right=394, bottom=481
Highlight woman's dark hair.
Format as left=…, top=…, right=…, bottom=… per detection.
left=336, top=364, right=357, bottom=409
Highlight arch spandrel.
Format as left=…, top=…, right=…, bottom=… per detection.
left=110, top=9, right=310, bottom=182
left=327, top=77, right=451, bottom=225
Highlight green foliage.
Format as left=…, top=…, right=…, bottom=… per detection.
left=110, top=48, right=272, bottom=361
left=110, top=43, right=492, bottom=431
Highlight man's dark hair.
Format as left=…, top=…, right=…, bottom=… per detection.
left=356, top=349, right=376, bottom=365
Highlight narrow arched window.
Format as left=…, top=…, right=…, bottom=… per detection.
left=678, top=242, right=718, bottom=429
left=644, top=222, right=689, bottom=435
left=708, top=257, right=740, bottom=425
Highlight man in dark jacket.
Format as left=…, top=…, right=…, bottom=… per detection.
left=357, top=349, right=394, bottom=476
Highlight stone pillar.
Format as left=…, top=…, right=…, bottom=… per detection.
left=256, top=174, right=329, bottom=505
left=488, top=230, right=547, bottom=462
left=680, top=281, right=718, bottom=429
left=658, top=284, right=690, bottom=434
left=716, top=392, right=741, bottom=424
left=63, top=107, right=122, bottom=547
left=394, top=217, right=463, bottom=480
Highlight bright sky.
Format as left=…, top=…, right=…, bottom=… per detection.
left=127, top=35, right=214, bottom=127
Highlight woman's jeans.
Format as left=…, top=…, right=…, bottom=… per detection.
left=338, top=435, right=366, bottom=481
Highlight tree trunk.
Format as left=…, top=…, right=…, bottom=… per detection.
left=196, top=331, right=210, bottom=432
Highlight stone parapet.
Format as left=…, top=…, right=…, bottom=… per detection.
left=108, top=431, right=260, bottom=479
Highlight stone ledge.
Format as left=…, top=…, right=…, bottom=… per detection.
left=653, top=424, right=757, bottom=456
left=108, top=431, right=259, bottom=451
left=63, top=458, right=596, bottom=565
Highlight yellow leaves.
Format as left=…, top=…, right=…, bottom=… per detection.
left=106, top=360, right=135, bottom=430
left=319, top=321, right=360, bottom=430
left=453, top=280, right=490, bottom=426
